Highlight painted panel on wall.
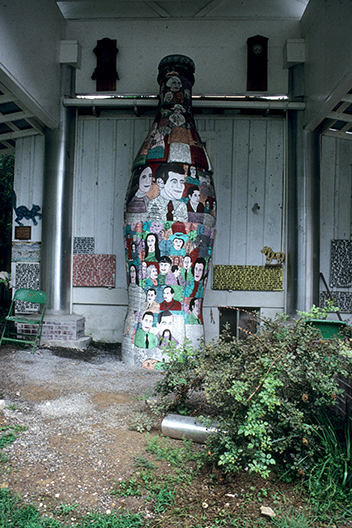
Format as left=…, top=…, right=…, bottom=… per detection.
left=213, top=265, right=283, bottom=291
left=320, top=291, right=352, bottom=313
left=73, top=237, right=95, bottom=254
left=14, top=262, right=40, bottom=313
left=73, top=254, right=116, bottom=287
left=12, top=242, right=41, bottom=262
left=330, top=239, right=352, bottom=288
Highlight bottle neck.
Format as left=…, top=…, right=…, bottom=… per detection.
left=159, top=74, right=193, bottom=114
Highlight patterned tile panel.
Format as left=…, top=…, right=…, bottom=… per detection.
left=12, top=242, right=41, bottom=262
left=330, top=240, right=352, bottom=288
left=14, top=263, right=40, bottom=313
left=73, top=237, right=95, bottom=254
left=213, top=265, right=283, bottom=291
left=73, top=254, right=116, bottom=287
left=320, top=291, right=352, bottom=313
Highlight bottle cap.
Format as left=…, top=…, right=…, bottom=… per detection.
left=157, top=55, right=195, bottom=85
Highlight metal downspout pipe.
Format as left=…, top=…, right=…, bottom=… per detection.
left=286, top=111, right=320, bottom=316
left=41, top=65, right=76, bottom=314
left=303, top=128, right=320, bottom=310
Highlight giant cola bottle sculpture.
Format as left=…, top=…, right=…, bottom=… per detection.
left=122, top=55, right=216, bottom=365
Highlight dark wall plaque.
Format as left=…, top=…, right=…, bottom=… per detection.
left=15, top=226, right=31, bottom=240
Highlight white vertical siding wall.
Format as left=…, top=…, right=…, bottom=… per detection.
left=72, top=113, right=285, bottom=342
left=320, top=136, right=352, bottom=317
left=213, top=117, right=285, bottom=266
left=13, top=135, right=45, bottom=244
left=11, top=135, right=44, bottom=292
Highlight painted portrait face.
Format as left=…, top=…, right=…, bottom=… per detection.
left=130, top=266, right=137, bottom=283
left=147, top=289, right=156, bottom=303
left=141, top=313, right=154, bottom=332
left=142, top=261, right=147, bottom=273
left=194, top=262, right=204, bottom=282
left=163, top=287, right=173, bottom=303
left=190, top=166, right=197, bottom=178
left=173, top=107, right=182, bottom=117
left=162, top=171, right=185, bottom=200
left=191, top=298, right=200, bottom=316
left=164, top=91, right=173, bottom=103
left=146, top=234, right=156, bottom=252
left=131, top=242, right=136, bottom=252
left=159, top=261, right=171, bottom=275
left=139, top=167, right=152, bottom=193
left=159, top=313, right=173, bottom=330
left=190, top=189, right=200, bottom=207
left=184, top=256, right=192, bottom=270
left=150, top=266, right=158, bottom=279
left=173, top=238, right=184, bottom=251
left=167, top=76, right=182, bottom=92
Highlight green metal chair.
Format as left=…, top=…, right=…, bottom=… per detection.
left=0, top=288, right=47, bottom=353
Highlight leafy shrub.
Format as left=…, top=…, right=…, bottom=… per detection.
left=154, top=339, right=204, bottom=414
left=308, top=410, right=352, bottom=507
left=296, top=299, right=340, bottom=320
left=129, top=411, right=155, bottom=433
left=0, top=154, right=14, bottom=271
left=154, top=312, right=352, bottom=479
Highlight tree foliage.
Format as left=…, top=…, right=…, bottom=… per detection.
left=0, top=154, right=14, bottom=270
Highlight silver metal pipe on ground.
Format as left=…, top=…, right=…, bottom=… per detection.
left=161, top=414, right=218, bottom=444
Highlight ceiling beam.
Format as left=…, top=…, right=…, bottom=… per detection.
left=194, top=0, right=226, bottom=17
left=0, top=93, right=19, bottom=105
left=324, top=129, right=352, bottom=141
left=326, top=111, right=352, bottom=124
left=0, top=109, right=35, bottom=125
left=0, top=129, right=41, bottom=141
left=144, top=1, right=171, bottom=17
left=1, top=139, right=16, bottom=149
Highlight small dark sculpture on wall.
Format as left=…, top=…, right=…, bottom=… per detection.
left=92, top=37, right=119, bottom=91
left=261, top=246, right=285, bottom=266
left=13, top=192, right=42, bottom=226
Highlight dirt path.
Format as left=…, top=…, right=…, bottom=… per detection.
left=0, top=344, right=163, bottom=516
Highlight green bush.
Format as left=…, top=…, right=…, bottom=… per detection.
left=308, top=410, right=352, bottom=507
left=154, top=339, right=205, bottom=414
left=154, top=312, right=352, bottom=480
left=0, top=154, right=14, bottom=271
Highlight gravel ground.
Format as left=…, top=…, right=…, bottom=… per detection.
left=0, top=343, right=164, bottom=517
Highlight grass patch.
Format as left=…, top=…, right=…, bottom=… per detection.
left=0, top=424, right=27, bottom=450
left=0, top=487, right=145, bottom=528
left=0, top=429, right=349, bottom=527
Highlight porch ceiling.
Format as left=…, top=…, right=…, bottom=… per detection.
left=0, top=83, right=44, bottom=155
left=321, top=93, right=352, bottom=141
left=56, top=0, right=309, bottom=20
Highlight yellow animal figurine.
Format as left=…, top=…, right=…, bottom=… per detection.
left=261, top=246, right=285, bottom=266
